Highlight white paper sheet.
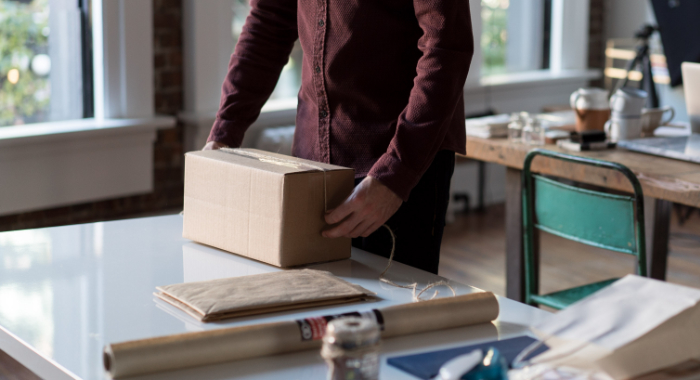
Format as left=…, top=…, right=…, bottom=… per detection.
left=535, top=275, right=700, bottom=350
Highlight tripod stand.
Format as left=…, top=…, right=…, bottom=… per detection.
left=612, top=24, right=660, bottom=108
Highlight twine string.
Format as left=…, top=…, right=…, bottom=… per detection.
left=378, top=224, right=456, bottom=302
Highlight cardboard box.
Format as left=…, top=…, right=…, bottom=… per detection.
left=183, top=148, right=354, bottom=267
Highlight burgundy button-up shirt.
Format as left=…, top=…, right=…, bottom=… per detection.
left=208, top=0, right=473, bottom=201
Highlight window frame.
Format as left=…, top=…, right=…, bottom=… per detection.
left=92, top=0, right=154, bottom=119
left=0, top=0, right=175, bottom=216
left=468, top=0, right=592, bottom=86
left=79, top=0, right=94, bottom=118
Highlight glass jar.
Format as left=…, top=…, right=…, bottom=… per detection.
left=507, top=113, right=524, bottom=143
left=522, top=117, right=545, bottom=145
left=321, top=317, right=381, bottom=380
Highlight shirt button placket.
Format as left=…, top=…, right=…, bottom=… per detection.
left=314, top=0, right=330, bottom=163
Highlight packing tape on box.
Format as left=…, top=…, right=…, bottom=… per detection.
left=103, top=291, right=499, bottom=378
left=220, top=148, right=330, bottom=211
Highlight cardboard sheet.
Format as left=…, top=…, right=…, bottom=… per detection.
left=155, top=269, right=375, bottom=322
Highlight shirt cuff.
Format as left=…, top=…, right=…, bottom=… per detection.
left=367, top=153, right=422, bottom=202
left=207, top=118, right=247, bottom=148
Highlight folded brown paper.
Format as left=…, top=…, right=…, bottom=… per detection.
left=155, top=269, right=375, bottom=322
left=183, top=148, right=355, bottom=268
left=104, top=291, right=499, bottom=378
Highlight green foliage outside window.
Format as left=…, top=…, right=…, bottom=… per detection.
left=231, top=0, right=303, bottom=102
left=0, top=0, right=50, bottom=127
left=481, top=0, right=509, bottom=77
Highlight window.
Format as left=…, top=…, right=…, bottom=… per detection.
left=481, top=0, right=509, bottom=76
left=0, top=0, right=92, bottom=127
left=231, top=0, right=302, bottom=102
left=480, top=0, right=548, bottom=76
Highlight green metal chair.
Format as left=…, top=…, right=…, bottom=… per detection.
left=522, top=149, right=647, bottom=310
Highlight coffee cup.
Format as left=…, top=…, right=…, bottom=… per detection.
left=605, top=117, right=643, bottom=142
left=570, top=88, right=610, bottom=132
left=641, top=106, right=675, bottom=137
left=609, top=87, right=648, bottom=117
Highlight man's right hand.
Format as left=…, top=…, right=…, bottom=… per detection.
left=202, top=141, right=228, bottom=151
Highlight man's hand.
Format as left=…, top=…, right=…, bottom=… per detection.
left=323, top=176, right=402, bottom=239
left=203, top=141, right=228, bottom=150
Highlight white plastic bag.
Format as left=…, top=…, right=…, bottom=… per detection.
left=529, top=275, right=700, bottom=380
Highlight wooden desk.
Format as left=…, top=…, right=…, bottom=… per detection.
left=464, top=137, right=700, bottom=302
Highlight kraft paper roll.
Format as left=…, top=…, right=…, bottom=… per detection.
left=104, top=291, right=499, bottom=378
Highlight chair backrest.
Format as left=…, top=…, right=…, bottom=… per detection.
left=522, top=149, right=647, bottom=299
left=533, top=175, right=639, bottom=254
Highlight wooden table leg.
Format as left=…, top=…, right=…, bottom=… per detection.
left=505, top=167, right=539, bottom=302
left=644, top=197, right=672, bottom=280
left=477, top=161, right=486, bottom=212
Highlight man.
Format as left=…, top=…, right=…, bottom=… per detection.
left=205, top=0, right=473, bottom=274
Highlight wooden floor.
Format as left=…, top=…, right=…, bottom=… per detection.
left=2, top=204, right=699, bottom=379
left=439, top=204, right=700, bottom=296
left=0, top=351, right=40, bottom=380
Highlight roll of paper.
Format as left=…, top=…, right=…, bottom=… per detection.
left=104, top=291, right=499, bottom=378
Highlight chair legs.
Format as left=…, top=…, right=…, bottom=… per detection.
left=644, top=197, right=671, bottom=280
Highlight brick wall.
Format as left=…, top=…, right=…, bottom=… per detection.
left=589, top=0, right=606, bottom=87
left=0, top=0, right=185, bottom=232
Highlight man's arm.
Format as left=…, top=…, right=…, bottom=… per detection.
left=324, top=0, right=473, bottom=239
left=206, top=0, right=298, bottom=149
left=368, top=0, right=474, bottom=200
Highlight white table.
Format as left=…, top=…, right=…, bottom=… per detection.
left=0, top=215, right=549, bottom=379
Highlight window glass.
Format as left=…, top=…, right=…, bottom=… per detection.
left=232, top=0, right=302, bottom=102
left=481, top=0, right=509, bottom=76
left=481, top=0, right=546, bottom=77
left=1, top=0, right=51, bottom=126
left=0, top=0, right=88, bottom=127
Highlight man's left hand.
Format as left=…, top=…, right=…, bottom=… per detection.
left=322, top=176, right=402, bottom=239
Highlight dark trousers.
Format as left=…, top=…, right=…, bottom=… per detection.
left=352, top=150, right=455, bottom=274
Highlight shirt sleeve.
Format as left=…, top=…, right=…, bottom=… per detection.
left=367, top=0, right=473, bottom=201
left=207, top=0, right=298, bottom=148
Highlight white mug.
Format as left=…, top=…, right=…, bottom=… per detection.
left=605, top=117, right=643, bottom=142
left=641, top=106, right=675, bottom=136
left=609, top=87, right=648, bottom=117
left=570, top=88, right=609, bottom=110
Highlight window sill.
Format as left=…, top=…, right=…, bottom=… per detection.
left=464, top=69, right=602, bottom=115
left=0, top=116, right=176, bottom=216
left=0, top=116, right=175, bottom=147
left=475, top=69, right=601, bottom=90
left=180, top=105, right=297, bottom=152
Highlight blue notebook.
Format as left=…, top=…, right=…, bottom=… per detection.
left=386, top=336, right=548, bottom=380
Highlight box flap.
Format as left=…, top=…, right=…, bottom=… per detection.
left=185, top=149, right=351, bottom=176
